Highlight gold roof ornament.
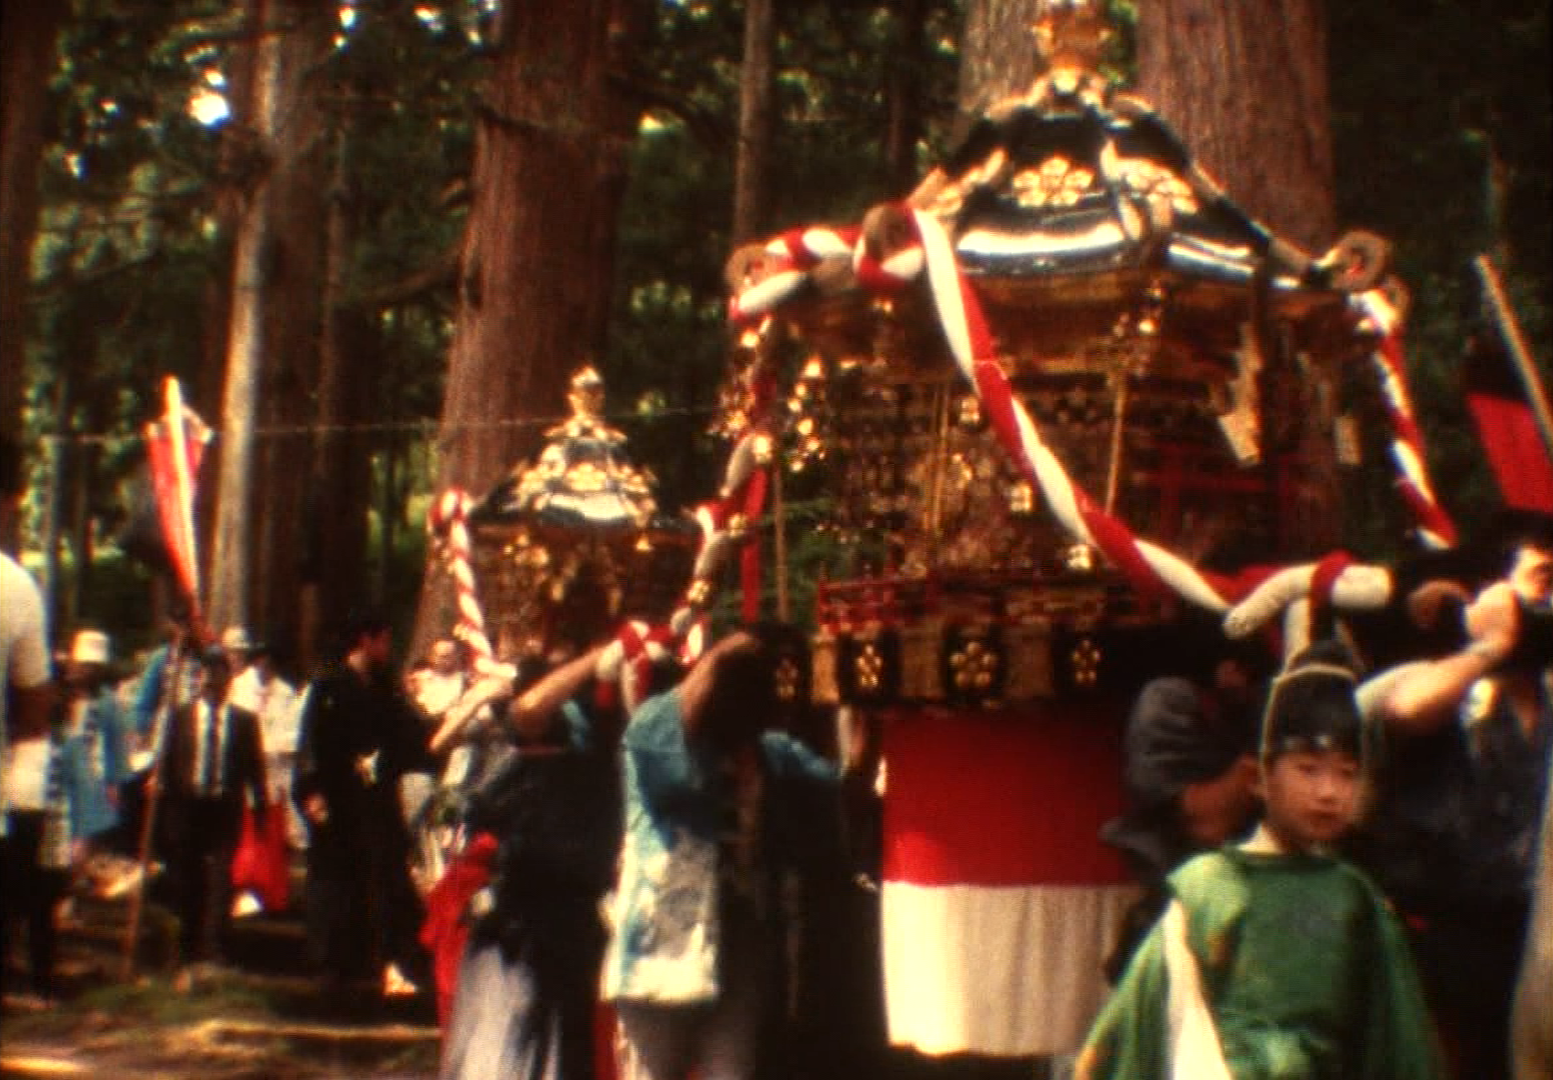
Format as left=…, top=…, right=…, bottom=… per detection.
left=546, top=364, right=624, bottom=445
left=472, top=365, right=661, bottom=530
left=567, top=364, right=604, bottom=419
left=1032, top=0, right=1111, bottom=87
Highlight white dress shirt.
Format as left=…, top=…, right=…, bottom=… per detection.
left=190, top=699, right=230, bottom=796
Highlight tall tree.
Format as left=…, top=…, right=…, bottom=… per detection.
left=0, top=1, right=66, bottom=551
left=957, top=0, right=1047, bottom=117
left=883, top=0, right=932, bottom=190
left=248, top=0, right=333, bottom=650
left=208, top=0, right=282, bottom=630
left=413, top=0, right=653, bottom=653
left=1136, top=0, right=1340, bottom=553
left=1137, top=0, right=1334, bottom=253
left=731, top=0, right=775, bottom=243
left=208, top=0, right=332, bottom=635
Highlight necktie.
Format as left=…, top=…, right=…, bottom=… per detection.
left=200, top=706, right=220, bottom=795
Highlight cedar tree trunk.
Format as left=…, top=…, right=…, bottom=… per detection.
left=209, top=0, right=332, bottom=637
left=1138, top=0, right=1339, bottom=554
left=0, top=2, right=65, bottom=552
left=884, top=0, right=930, bottom=192
left=412, top=0, right=651, bottom=658
left=249, top=0, right=333, bottom=651
left=1137, top=0, right=1334, bottom=254
left=957, top=0, right=1045, bottom=119
left=732, top=0, right=775, bottom=244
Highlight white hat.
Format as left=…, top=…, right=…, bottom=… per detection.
left=221, top=625, right=254, bottom=652
left=71, top=629, right=111, bottom=665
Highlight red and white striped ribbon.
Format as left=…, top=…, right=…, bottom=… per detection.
left=729, top=227, right=860, bottom=323
left=1351, top=289, right=1457, bottom=551
left=427, top=489, right=506, bottom=676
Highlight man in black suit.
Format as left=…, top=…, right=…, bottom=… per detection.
left=154, top=644, right=266, bottom=983
left=294, top=611, right=432, bottom=997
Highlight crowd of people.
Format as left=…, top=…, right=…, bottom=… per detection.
left=3, top=418, right=1552, bottom=1080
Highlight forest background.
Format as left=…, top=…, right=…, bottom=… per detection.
left=2, top=0, right=1548, bottom=673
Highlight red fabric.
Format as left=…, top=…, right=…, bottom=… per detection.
left=1308, top=551, right=1357, bottom=636
left=882, top=707, right=1131, bottom=888
left=1467, top=394, right=1553, bottom=513
left=739, top=468, right=770, bottom=625
left=420, top=833, right=499, bottom=1031
left=230, top=800, right=290, bottom=912
left=595, top=1003, right=619, bottom=1080
left=1078, top=493, right=1171, bottom=602
left=144, top=385, right=208, bottom=603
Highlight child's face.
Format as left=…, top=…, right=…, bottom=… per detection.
left=1260, top=749, right=1362, bottom=851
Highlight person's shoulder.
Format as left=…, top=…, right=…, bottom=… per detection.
left=1168, top=849, right=1253, bottom=927
left=623, top=687, right=684, bottom=748
left=1324, top=853, right=1398, bottom=908
left=1167, top=849, right=1241, bottom=901
left=308, top=665, right=353, bottom=696
left=0, top=552, right=44, bottom=618
left=1169, top=848, right=1235, bottom=884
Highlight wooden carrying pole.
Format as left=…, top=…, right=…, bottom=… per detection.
left=119, top=647, right=186, bottom=980
left=1476, top=254, right=1553, bottom=459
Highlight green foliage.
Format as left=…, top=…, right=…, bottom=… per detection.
left=1330, top=0, right=1551, bottom=553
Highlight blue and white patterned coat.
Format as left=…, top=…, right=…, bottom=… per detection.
left=601, top=688, right=840, bottom=1005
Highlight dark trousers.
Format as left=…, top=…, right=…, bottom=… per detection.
left=305, top=800, right=428, bottom=986
left=110, top=772, right=150, bottom=857
left=1413, top=905, right=1530, bottom=1080
left=304, top=843, right=373, bottom=982
left=164, top=795, right=239, bottom=966
left=1, top=812, right=70, bottom=998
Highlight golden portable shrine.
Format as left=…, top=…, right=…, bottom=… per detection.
left=461, top=367, right=698, bottom=661
left=715, top=1, right=1419, bottom=712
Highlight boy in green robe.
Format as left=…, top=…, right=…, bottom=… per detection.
left=1076, top=641, right=1445, bottom=1080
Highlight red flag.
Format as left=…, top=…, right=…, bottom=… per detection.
left=1463, top=325, right=1553, bottom=514
left=143, top=378, right=212, bottom=604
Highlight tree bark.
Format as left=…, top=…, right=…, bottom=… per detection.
left=303, top=120, right=372, bottom=671
left=249, top=0, right=333, bottom=650
left=209, top=0, right=332, bottom=638
left=732, top=0, right=775, bottom=244
left=209, top=0, right=281, bottom=632
left=957, top=0, right=1044, bottom=121
left=883, top=0, right=930, bottom=192
left=1137, top=0, right=1339, bottom=555
left=64, top=435, right=95, bottom=635
left=0, top=1, right=65, bottom=553
left=1137, top=0, right=1334, bottom=254
left=412, top=0, right=652, bottom=657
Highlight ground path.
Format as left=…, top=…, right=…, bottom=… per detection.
left=2, top=888, right=441, bottom=1080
